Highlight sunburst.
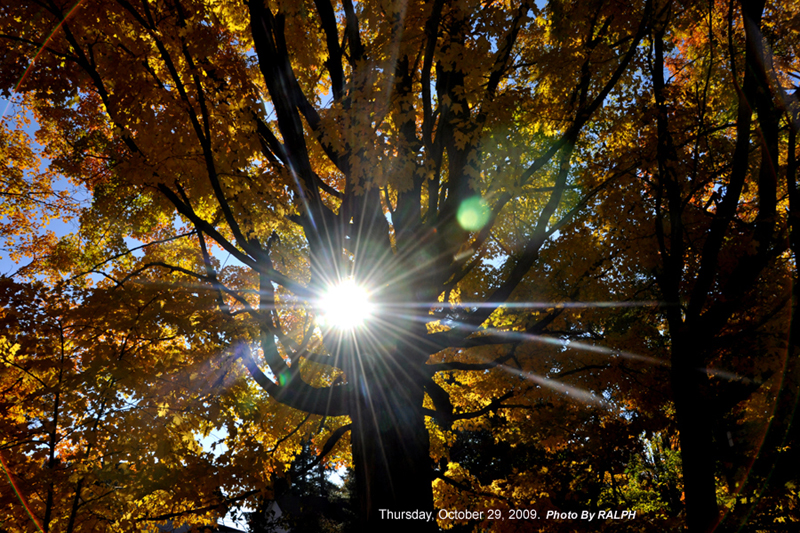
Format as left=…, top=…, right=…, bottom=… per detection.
left=318, top=278, right=375, bottom=330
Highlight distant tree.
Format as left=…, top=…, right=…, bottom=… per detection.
left=248, top=440, right=354, bottom=533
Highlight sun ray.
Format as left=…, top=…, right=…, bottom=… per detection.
left=0, top=451, right=45, bottom=533
left=499, top=365, right=609, bottom=406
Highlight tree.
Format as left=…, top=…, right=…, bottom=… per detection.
left=567, top=0, right=796, bottom=530
left=1, top=0, right=798, bottom=531
left=0, top=276, right=264, bottom=532
left=248, top=440, right=355, bottom=532
left=643, top=1, right=792, bottom=530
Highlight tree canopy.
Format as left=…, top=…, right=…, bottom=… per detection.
left=0, top=0, right=798, bottom=531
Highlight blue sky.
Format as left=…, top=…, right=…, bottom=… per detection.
left=0, top=97, right=86, bottom=278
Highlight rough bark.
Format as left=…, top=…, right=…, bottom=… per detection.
left=350, top=356, right=435, bottom=533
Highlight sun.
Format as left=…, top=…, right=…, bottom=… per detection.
left=318, top=278, right=374, bottom=329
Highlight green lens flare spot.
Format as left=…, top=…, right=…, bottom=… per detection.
left=457, top=197, right=489, bottom=231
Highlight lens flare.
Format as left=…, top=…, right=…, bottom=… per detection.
left=457, top=196, right=490, bottom=231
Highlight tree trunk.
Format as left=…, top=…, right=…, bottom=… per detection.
left=349, top=351, right=436, bottom=533
left=671, top=330, right=720, bottom=533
